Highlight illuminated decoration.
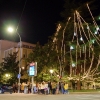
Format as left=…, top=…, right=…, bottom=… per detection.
left=99, top=16, right=100, bottom=20
left=96, top=27, right=99, bottom=31
left=80, top=37, right=83, bottom=41
left=74, top=32, right=77, bottom=36
left=72, top=62, right=75, bottom=67
left=70, top=46, right=74, bottom=50
left=90, top=39, right=95, bottom=44
left=53, top=37, right=56, bottom=42
left=22, top=66, right=25, bottom=70
left=65, top=4, right=100, bottom=82
left=87, top=26, right=89, bottom=29
left=52, top=17, right=71, bottom=76
left=52, top=4, right=100, bottom=80
left=94, top=31, right=97, bottom=34
left=92, top=39, right=95, bottom=44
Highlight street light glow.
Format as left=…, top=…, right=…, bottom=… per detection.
left=5, top=74, right=10, bottom=77
left=7, top=27, right=14, bottom=33
left=98, top=16, right=100, bottom=20
left=50, top=69, right=54, bottom=74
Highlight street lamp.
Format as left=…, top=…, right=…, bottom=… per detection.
left=7, top=27, right=22, bottom=93
left=7, top=27, right=14, bottom=33
left=5, top=74, right=11, bottom=84
left=49, top=69, right=54, bottom=81
left=5, top=74, right=10, bottom=78
left=50, top=69, right=54, bottom=75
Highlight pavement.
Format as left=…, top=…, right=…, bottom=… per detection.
left=2, top=91, right=100, bottom=94
left=70, top=91, right=100, bottom=94
left=0, top=92, right=100, bottom=100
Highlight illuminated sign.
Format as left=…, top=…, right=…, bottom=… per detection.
left=29, top=66, right=35, bottom=76
left=29, top=62, right=37, bottom=76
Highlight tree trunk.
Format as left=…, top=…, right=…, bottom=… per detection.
left=77, top=80, right=81, bottom=90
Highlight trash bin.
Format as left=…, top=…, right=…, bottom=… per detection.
left=24, top=86, right=28, bottom=94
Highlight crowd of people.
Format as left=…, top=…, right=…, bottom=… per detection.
left=12, top=81, right=69, bottom=95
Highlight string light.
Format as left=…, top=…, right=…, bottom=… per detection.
left=92, top=39, right=95, bottom=44
left=87, top=26, right=89, bottom=29
left=70, top=46, right=74, bottom=50
left=69, top=4, right=100, bottom=80
left=96, top=27, right=99, bottom=31
left=74, top=32, right=77, bottom=36
left=80, top=37, right=83, bottom=41
left=99, top=16, right=100, bottom=20
left=53, top=37, right=56, bottom=42
left=72, top=62, right=75, bottom=67
left=94, top=31, right=98, bottom=34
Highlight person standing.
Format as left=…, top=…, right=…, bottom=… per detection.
left=38, top=82, right=41, bottom=94
left=51, top=81, right=56, bottom=94
left=61, top=82, right=64, bottom=94
left=21, top=82, right=25, bottom=93
left=56, top=82, right=59, bottom=94
left=15, top=82, right=18, bottom=93
left=28, top=82, right=32, bottom=93
left=48, top=81, right=52, bottom=94
left=12, top=83, right=16, bottom=93
left=64, top=82, right=69, bottom=94
left=41, top=82, right=45, bottom=94
left=44, top=82, right=48, bottom=95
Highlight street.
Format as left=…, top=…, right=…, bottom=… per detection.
left=0, top=93, right=100, bottom=100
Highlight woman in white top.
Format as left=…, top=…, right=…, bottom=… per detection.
left=41, top=82, right=45, bottom=94
left=44, top=82, right=48, bottom=95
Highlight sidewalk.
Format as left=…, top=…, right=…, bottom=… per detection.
left=69, top=91, right=100, bottom=94
left=2, top=90, right=100, bottom=95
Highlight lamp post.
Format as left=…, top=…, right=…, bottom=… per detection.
left=16, top=31, right=22, bottom=93
left=7, top=27, right=22, bottom=93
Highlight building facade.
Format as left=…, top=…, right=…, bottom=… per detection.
left=0, top=40, right=36, bottom=69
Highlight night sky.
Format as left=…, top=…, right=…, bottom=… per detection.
left=0, top=0, right=64, bottom=45
left=0, top=0, right=100, bottom=45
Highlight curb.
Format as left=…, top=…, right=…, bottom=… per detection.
left=69, top=91, right=100, bottom=94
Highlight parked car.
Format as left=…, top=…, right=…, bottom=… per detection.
left=0, top=84, right=13, bottom=94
